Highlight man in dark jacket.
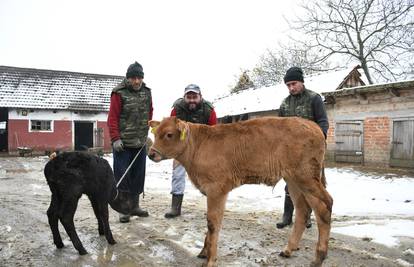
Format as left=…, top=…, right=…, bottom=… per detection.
left=277, top=67, right=329, bottom=229
left=107, top=61, right=153, bottom=223
left=165, top=84, right=217, bottom=218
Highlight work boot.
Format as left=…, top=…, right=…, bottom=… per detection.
left=165, top=194, right=183, bottom=218
left=119, top=213, right=130, bottom=223
left=276, top=193, right=294, bottom=229
left=130, top=194, right=149, bottom=217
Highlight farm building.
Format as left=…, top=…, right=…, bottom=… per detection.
left=214, top=66, right=414, bottom=168
left=323, top=80, right=414, bottom=168
left=0, top=65, right=123, bottom=155
left=213, top=66, right=366, bottom=123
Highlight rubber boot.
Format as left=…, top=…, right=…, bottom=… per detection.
left=165, top=194, right=183, bottom=218
left=119, top=213, right=130, bottom=223
left=130, top=194, right=149, bottom=217
left=276, top=193, right=294, bottom=229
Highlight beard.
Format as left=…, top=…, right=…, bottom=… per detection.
left=187, top=102, right=201, bottom=111
left=132, top=82, right=142, bottom=90
left=188, top=103, right=197, bottom=110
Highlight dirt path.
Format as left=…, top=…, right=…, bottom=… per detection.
left=0, top=156, right=413, bottom=267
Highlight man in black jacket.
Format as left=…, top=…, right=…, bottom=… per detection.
left=277, top=67, right=329, bottom=229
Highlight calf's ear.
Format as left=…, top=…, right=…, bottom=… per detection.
left=148, top=120, right=160, bottom=128
left=176, top=119, right=188, bottom=140
left=149, top=120, right=161, bottom=134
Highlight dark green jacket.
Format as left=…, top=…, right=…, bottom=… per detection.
left=172, top=98, right=213, bottom=124
left=279, top=88, right=329, bottom=137
left=113, top=79, right=152, bottom=148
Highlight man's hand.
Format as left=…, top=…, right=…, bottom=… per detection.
left=113, top=139, right=124, bottom=152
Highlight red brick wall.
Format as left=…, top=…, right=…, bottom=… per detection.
left=325, top=119, right=335, bottom=160
left=363, top=117, right=391, bottom=165
left=326, top=119, right=335, bottom=145
left=8, top=120, right=72, bottom=152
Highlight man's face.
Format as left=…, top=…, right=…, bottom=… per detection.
left=184, top=92, right=202, bottom=110
left=128, top=76, right=143, bottom=90
left=285, top=81, right=304, bottom=95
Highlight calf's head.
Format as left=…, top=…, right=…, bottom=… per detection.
left=109, top=190, right=138, bottom=214
left=148, top=117, right=188, bottom=162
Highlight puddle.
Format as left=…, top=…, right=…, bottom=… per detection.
left=149, top=244, right=175, bottom=262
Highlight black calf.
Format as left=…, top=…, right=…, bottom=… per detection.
left=44, top=151, right=134, bottom=255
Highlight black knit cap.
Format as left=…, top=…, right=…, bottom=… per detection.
left=126, top=61, right=144, bottom=78
left=283, top=67, right=304, bottom=83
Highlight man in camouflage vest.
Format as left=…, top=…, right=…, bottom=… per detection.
left=165, top=84, right=217, bottom=218
left=277, top=67, right=329, bottom=229
left=107, top=61, right=153, bottom=223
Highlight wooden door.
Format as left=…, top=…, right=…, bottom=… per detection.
left=334, top=121, right=364, bottom=163
left=390, top=120, right=414, bottom=168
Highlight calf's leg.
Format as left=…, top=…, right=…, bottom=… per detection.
left=59, top=197, right=87, bottom=255
left=99, top=202, right=116, bottom=245
left=89, top=196, right=104, bottom=235
left=303, top=184, right=332, bottom=267
left=201, top=192, right=228, bottom=267
left=280, top=183, right=311, bottom=257
left=198, top=232, right=210, bottom=259
left=47, top=193, right=64, bottom=249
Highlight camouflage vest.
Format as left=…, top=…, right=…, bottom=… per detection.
left=113, top=79, right=152, bottom=148
left=279, top=88, right=318, bottom=121
left=173, top=98, right=213, bottom=124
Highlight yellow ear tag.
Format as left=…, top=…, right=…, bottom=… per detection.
left=180, top=129, right=187, bottom=141
left=151, top=126, right=157, bottom=134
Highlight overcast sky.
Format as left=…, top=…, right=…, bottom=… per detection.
left=0, top=0, right=299, bottom=118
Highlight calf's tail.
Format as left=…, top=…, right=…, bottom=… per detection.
left=321, top=164, right=327, bottom=187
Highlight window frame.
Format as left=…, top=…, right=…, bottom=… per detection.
left=29, top=120, right=54, bottom=132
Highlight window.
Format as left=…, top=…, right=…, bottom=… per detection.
left=31, top=120, right=52, bottom=131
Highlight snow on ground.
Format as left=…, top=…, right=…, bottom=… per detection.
left=104, top=155, right=414, bottom=248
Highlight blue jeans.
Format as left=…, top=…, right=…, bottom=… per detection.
left=113, top=146, right=147, bottom=195
left=171, top=162, right=186, bottom=195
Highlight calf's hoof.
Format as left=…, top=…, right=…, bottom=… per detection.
left=201, top=261, right=217, bottom=267
left=107, top=238, right=117, bottom=245
left=197, top=251, right=207, bottom=259
left=310, top=260, right=322, bottom=267
left=78, top=248, right=88, bottom=255
left=55, top=241, right=64, bottom=249
left=310, top=250, right=327, bottom=267
left=279, top=250, right=291, bottom=258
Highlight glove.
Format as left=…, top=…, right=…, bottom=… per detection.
left=113, top=139, right=124, bottom=152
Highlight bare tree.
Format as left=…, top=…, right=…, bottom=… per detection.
left=231, top=70, right=255, bottom=93
left=250, top=42, right=332, bottom=87
left=290, top=0, right=414, bottom=84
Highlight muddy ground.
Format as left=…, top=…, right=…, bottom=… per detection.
left=0, top=156, right=413, bottom=267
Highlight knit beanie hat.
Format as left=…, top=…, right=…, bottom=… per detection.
left=283, top=67, right=304, bottom=83
left=126, top=61, right=144, bottom=78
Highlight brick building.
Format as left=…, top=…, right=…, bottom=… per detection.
left=323, top=80, right=414, bottom=168
left=0, top=65, right=123, bottom=154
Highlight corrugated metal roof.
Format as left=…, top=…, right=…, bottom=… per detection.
left=0, top=65, right=124, bottom=111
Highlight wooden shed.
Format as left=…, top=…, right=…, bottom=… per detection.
left=323, top=80, right=414, bottom=168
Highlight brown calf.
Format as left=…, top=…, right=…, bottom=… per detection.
left=148, top=116, right=333, bottom=267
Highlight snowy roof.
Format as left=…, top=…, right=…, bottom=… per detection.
left=323, top=79, right=414, bottom=99
left=213, top=66, right=367, bottom=118
left=0, top=65, right=124, bottom=111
